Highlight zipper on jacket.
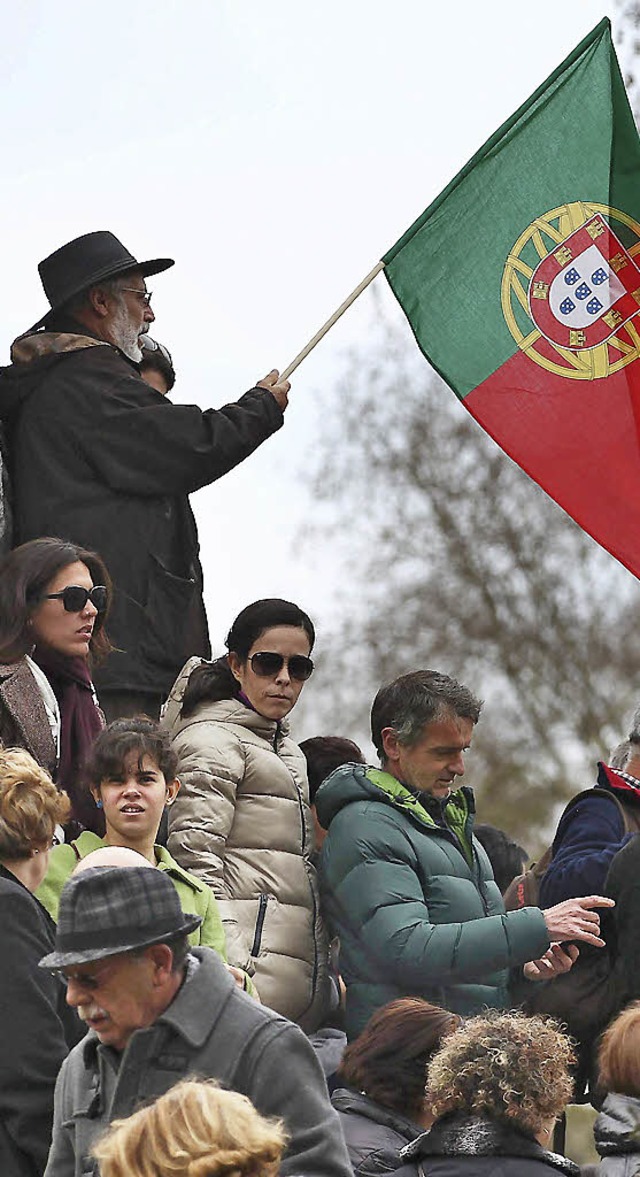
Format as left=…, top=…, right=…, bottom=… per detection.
left=292, top=776, right=320, bottom=1000
left=250, top=894, right=269, bottom=957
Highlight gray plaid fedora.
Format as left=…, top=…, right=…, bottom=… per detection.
left=39, top=866, right=202, bottom=970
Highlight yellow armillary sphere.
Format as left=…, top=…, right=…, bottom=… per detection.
left=501, top=200, right=640, bottom=380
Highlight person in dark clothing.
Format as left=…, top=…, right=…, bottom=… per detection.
left=0, top=749, right=83, bottom=1177
left=301, top=735, right=365, bottom=853
left=138, top=335, right=175, bottom=396
left=538, top=761, right=640, bottom=910
left=530, top=754, right=640, bottom=1099
left=332, top=998, right=460, bottom=1177
left=0, top=231, right=290, bottom=721
left=391, top=1011, right=579, bottom=1177
left=604, top=838, right=640, bottom=1011
left=587, top=1002, right=640, bottom=1177
left=473, top=823, right=529, bottom=897
left=0, top=538, right=111, bottom=834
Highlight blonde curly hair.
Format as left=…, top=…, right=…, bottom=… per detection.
left=92, top=1079, right=287, bottom=1177
left=427, top=1010, right=575, bottom=1137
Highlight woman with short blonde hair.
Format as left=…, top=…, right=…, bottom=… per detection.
left=0, top=747, right=69, bottom=859
left=92, top=1079, right=287, bottom=1177
left=392, top=1010, right=578, bottom=1176
left=591, top=1002, right=640, bottom=1175
left=0, top=748, right=80, bottom=1177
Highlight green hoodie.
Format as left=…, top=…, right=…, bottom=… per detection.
left=316, top=764, right=549, bottom=1039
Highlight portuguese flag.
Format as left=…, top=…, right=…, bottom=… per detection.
left=383, top=18, right=640, bottom=580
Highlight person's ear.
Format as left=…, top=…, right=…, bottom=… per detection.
left=165, top=777, right=180, bottom=806
left=227, top=651, right=243, bottom=685
left=381, top=727, right=401, bottom=763
left=88, top=284, right=113, bottom=319
left=146, top=943, right=174, bottom=985
left=90, top=785, right=102, bottom=807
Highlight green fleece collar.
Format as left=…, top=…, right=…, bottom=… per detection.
left=70, top=834, right=206, bottom=896
left=366, top=768, right=473, bottom=863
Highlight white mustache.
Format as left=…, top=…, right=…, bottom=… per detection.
left=78, top=1002, right=108, bottom=1023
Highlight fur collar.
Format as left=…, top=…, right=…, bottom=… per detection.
left=401, top=1114, right=579, bottom=1175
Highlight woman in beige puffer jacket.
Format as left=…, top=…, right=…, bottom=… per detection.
left=163, top=599, right=331, bottom=1033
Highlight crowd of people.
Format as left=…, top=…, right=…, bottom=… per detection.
left=1, top=229, right=640, bottom=1176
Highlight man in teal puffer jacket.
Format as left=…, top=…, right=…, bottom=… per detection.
left=316, top=670, right=614, bottom=1039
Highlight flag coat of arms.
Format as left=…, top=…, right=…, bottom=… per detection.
left=382, top=19, right=640, bottom=580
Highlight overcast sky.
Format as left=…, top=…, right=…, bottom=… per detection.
left=0, top=0, right=618, bottom=663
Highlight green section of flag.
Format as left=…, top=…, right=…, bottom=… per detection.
left=382, top=19, right=640, bottom=399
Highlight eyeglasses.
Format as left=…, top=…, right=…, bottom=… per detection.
left=43, top=585, right=108, bottom=613
left=249, top=652, right=314, bottom=682
left=140, top=335, right=173, bottom=366
left=121, top=287, right=153, bottom=306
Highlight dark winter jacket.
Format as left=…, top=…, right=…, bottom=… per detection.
left=44, top=946, right=353, bottom=1177
left=316, top=765, right=549, bottom=1039
left=331, top=1087, right=422, bottom=1177
left=0, top=327, right=284, bottom=695
left=591, top=1092, right=640, bottom=1176
left=605, top=834, right=640, bottom=1007
left=391, top=1114, right=580, bottom=1177
left=538, top=764, right=640, bottom=908
left=0, top=867, right=83, bottom=1177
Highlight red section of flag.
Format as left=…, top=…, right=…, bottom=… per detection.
left=464, top=351, right=640, bottom=578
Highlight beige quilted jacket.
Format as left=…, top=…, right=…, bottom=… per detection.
left=163, top=658, right=330, bottom=1032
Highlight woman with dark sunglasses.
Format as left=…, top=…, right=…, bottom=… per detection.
left=162, top=598, right=332, bottom=1032
left=0, top=537, right=111, bottom=835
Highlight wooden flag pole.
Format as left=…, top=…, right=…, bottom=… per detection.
left=280, top=260, right=385, bottom=381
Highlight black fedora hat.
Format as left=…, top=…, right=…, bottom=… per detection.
left=32, top=230, right=174, bottom=330
left=39, top=865, right=201, bottom=970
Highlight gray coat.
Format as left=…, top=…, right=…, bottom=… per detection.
left=44, top=947, right=352, bottom=1177
left=591, top=1093, right=640, bottom=1176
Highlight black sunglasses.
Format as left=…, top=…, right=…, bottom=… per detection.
left=43, top=585, right=108, bottom=614
left=250, top=651, right=314, bottom=682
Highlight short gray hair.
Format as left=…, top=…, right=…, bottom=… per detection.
left=610, top=706, right=640, bottom=770
left=65, top=275, right=130, bottom=317
left=610, top=740, right=634, bottom=770
left=370, top=670, right=482, bottom=761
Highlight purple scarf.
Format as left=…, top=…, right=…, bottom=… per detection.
left=32, top=647, right=105, bottom=834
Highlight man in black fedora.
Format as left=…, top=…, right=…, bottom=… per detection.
left=0, top=231, right=290, bottom=719
left=41, top=866, right=353, bottom=1177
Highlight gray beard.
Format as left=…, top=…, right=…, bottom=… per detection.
left=111, top=299, right=143, bottom=363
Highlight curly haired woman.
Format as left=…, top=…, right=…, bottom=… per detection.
left=393, top=1010, right=579, bottom=1177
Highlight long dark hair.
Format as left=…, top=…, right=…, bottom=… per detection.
left=181, top=598, right=315, bottom=718
left=0, top=537, right=113, bottom=663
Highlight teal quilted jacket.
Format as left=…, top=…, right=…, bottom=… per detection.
left=316, top=764, right=549, bottom=1038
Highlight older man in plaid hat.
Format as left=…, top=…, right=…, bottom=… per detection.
left=41, top=866, right=352, bottom=1177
